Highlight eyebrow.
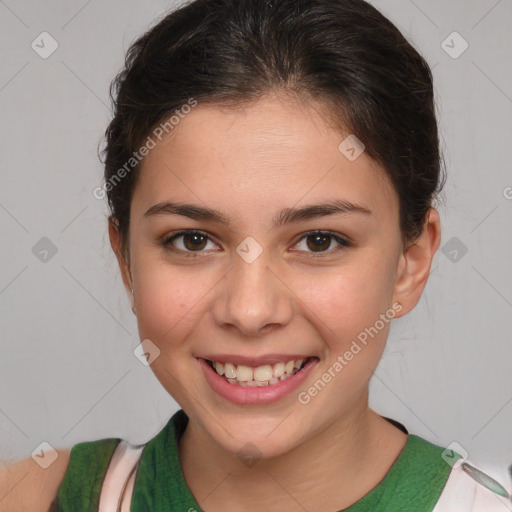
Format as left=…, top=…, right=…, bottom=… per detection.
left=143, top=199, right=372, bottom=228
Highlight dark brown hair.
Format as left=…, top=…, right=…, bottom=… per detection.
left=101, top=0, right=445, bottom=256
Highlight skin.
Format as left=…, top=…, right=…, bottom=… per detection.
left=0, top=448, right=70, bottom=511
left=109, top=89, right=441, bottom=512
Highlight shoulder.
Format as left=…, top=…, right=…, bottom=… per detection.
left=433, top=460, right=511, bottom=512
left=404, top=438, right=512, bottom=512
left=390, top=434, right=511, bottom=511
left=0, top=448, right=71, bottom=512
left=56, top=413, right=180, bottom=510
left=52, top=437, right=121, bottom=511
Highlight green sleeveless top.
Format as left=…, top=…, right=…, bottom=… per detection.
left=52, top=409, right=454, bottom=511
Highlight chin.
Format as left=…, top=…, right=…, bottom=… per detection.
left=201, top=409, right=310, bottom=460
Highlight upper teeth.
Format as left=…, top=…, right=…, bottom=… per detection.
left=212, top=358, right=306, bottom=382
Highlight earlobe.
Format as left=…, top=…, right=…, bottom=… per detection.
left=392, top=209, right=441, bottom=317
left=108, top=217, right=136, bottom=313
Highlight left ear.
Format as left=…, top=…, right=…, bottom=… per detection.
left=108, top=216, right=135, bottom=313
left=392, top=208, right=441, bottom=317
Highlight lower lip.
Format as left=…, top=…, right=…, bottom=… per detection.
left=198, top=357, right=318, bottom=405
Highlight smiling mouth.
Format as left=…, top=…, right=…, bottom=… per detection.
left=205, top=357, right=313, bottom=386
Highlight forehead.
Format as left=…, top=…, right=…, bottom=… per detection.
left=132, top=92, right=397, bottom=224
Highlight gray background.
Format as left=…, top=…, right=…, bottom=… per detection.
left=1, top=0, right=511, bottom=489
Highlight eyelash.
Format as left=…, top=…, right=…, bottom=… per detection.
left=161, top=229, right=351, bottom=258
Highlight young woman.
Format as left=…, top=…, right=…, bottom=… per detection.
left=1, top=0, right=510, bottom=510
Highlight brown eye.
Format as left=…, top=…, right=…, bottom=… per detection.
left=306, top=233, right=331, bottom=252
left=293, top=231, right=350, bottom=256
left=181, top=232, right=208, bottom=251
left=163, top=230, right=215, bottom=253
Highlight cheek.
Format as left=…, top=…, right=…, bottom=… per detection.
left=132, top=254, right=209, bottom=346
left=300, top=252, right=398, bottom=339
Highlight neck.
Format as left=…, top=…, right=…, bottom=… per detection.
left=178, top=401, right=407, bottom=512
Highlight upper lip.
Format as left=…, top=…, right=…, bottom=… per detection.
left=199, top=354, right=316, bottom=366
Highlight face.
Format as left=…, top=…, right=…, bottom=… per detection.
left=111, top=91, right=423, bottom=459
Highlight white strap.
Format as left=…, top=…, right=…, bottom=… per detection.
left=98, top=440, right=145, bottom=512
left=433, top=460, right=512, bottom=512
left=120, top=463, right=139, bottom=512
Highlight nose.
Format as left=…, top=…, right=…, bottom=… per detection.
left=212, top=250, right=294, bottom=337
